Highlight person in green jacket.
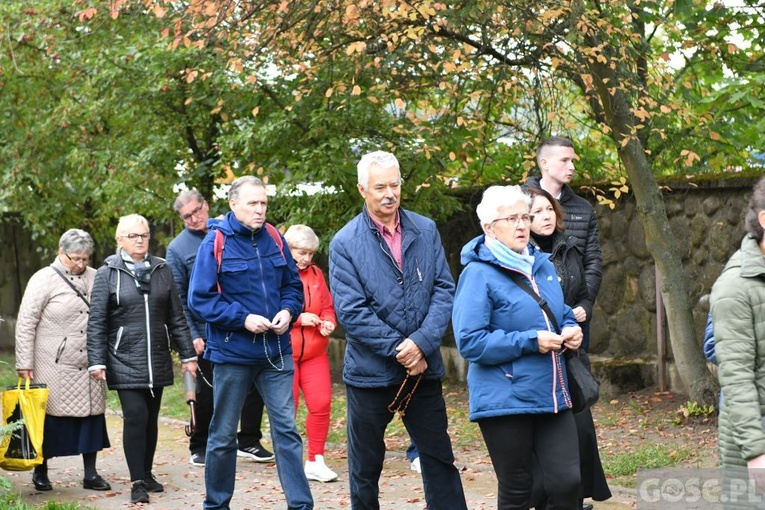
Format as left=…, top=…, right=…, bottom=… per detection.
left=711, top=176, right=765, bottom=504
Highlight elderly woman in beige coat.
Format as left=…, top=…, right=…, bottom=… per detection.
left=15, top=229, right=111, bottom=492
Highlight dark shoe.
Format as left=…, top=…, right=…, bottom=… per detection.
left=582, top=504, right=594, bottom=510
left=190, top=451, right=205, bottom=466
left=237, top=442, right=274, bottom=462
left=131, top=481, right=150, bottom=504
left=32, top=471, right=52, bottom=492
left=83, top=474, right=111, bottom=491
left=143, top=472, right=164, bottom=493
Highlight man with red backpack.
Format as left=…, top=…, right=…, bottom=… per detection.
left=167, top=189, right=274, bottom=467
left=188, top=177, right=312, bottom=510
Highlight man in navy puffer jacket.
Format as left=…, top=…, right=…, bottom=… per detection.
left=329, top=151, right=467, bottom=510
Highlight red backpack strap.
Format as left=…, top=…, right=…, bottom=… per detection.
left=213, top=229, right=224, bottom=294
left=265, top=223, right=286, bottom=261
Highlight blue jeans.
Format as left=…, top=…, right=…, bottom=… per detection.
left=204, top=359, right=313, bottom=510
left=346, top=379, right=467, bottom=510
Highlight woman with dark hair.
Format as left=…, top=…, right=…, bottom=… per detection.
left=711, top=177, right=765, bottom=497
left=527, top=187, right=611, bottom=509
left=87, top=214, right=197, bottom=504
left=15, top=229, right=111, bottom=492
left=453, top=185, right=583, bottom=509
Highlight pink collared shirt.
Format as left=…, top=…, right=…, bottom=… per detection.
left=370, top=212, right=402, bottom=270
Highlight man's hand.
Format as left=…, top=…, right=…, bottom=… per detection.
left=192, top=338, right=205, bottom=356
left=572, top=306, right=587, bottom=323
left=17, top=369, right=34, bottom=380
left=407, top=358, right=428, bottom=376
left=561, top=326, right=583, bottom=350
left=271, top=309, right=292, bottom=335
left=299, top=312, right=322, bottom=327
left=395, top=338, right=424, bottom=369
left=90, top=369, right=106, bottom=380
left=181, top=360, right=198, bottom=378
left=537, top=331, right=563, bottom=354
left=245, top=314, right=272, bottom=334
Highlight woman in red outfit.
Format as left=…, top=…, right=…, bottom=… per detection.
left=284, top=225, right=338, bottom=483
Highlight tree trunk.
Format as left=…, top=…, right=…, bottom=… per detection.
left=590, top=77, right=718, bottom=404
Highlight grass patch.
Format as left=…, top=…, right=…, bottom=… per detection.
left=602, top=443, right=695, bottom=488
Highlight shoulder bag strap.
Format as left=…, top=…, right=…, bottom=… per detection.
left=50, top=266, right=90, bottom=308
left=505, top=270, right=559, bottom=333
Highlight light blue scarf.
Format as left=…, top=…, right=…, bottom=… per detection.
left=485, top=235, right=535, bottom=277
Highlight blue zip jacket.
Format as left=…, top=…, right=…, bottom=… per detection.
left=453, top=235, right=577, bottom=421
left=188, top=212, right=303, bottom=365
left=329, top=207, right=454, bottom=387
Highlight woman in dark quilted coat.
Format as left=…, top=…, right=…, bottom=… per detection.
left=87, top=214, right=197, bottom=505
left=528, top=187, right=611, bottom=510
left=16, top=229, right=110, bottom=492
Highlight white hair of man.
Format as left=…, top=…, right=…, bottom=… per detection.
left=284, top=224, right=320, bottom=252
left=476, top=185, right=532, bottom=226
left=357, top=151, right=401, bottom=190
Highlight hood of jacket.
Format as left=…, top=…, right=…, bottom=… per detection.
left=460, top=234, right=551, bottom=274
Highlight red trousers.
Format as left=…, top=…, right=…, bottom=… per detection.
left=293, top=354, right=332, bottom=461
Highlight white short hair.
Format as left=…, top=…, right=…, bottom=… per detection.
left=284, top=224, right=320, bottom=251
left=357, top=151, right=401, bottom=190
left=476, top=186, right=531, bottom=225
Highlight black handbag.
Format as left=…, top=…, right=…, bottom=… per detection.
left=563, top=349, right=599, bottom=413
left=506, top=272, right=600, bottom=413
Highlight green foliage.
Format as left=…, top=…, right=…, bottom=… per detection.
left=674, top=401, right=717, bottom=425
left=0, top=2, right=235, bottom=252
left=4, top=0, right=764, bottom=253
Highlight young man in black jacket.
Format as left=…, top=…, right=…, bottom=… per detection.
left=525, top=136, right=603, bottom=339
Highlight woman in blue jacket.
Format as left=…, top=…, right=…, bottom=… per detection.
left=453, top=185, right=583, bottom=509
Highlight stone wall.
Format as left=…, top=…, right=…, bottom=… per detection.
left=1, top=178, right=758, bottom=393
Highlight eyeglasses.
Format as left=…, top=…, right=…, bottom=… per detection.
left=180, top=203, right=204, bottom=222
left=64, top=253, right=90, bottom=265
left=493, top=214, right=534, bottom=226
left=123, top=233, right=151, bottom=242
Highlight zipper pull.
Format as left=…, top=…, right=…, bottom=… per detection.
left=416, top=266, right=422, bottom=282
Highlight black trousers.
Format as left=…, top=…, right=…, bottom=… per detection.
left=479, top=411, right=580, bottom=510
left=117, top=387, right=164, bottom=481
left=345, top=379, right=467, bottom=510
left=190, top=356, right=265, bottom=454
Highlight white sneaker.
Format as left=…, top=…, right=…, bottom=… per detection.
left=304, top=455, right=338, bottom=483
left=410, top=457, right=421, bottom=474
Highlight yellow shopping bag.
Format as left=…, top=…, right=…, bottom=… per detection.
left=0, top=378, right=48, bottom=471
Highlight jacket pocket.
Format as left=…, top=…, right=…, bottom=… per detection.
left=114, top=326, right=125, bottom=355
left=55, top=337, right=67, bottom=363
left=219, top=261, right=250, bottom=296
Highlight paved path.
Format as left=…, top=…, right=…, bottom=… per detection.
left=4, top=415, right=635, bottom=509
